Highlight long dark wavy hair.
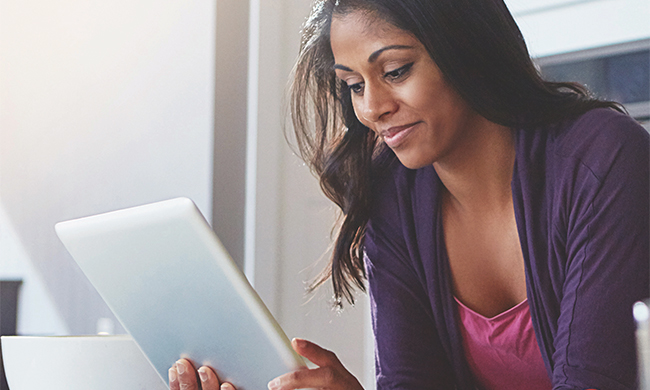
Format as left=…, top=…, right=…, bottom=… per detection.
left=290, top=0, right=624, bottom=306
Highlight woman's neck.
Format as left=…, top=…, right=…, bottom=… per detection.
left=433, top=120, right=516, bottom=215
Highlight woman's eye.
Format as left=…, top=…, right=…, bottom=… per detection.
left=385, top=62, right=413, bottom=81
left=348, top=82, right=364, bottom=95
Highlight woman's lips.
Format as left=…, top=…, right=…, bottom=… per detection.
left=381, top=122, right=419, bottom=149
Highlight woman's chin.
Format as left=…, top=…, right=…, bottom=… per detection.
left=394, top=150, right=435, bottom=170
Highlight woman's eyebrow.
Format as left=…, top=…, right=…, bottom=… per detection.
left=333, top=44, right=415, bottom=72
left=333, top=64, right=353, bottom=72
left=368, top=44, right=414, bottom=62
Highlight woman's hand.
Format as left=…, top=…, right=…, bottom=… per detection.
left=168, top=338, right=361, bottom=390
left=168, top=359, right=234, bottom=390
left=267, top=338, right=364, bottom=390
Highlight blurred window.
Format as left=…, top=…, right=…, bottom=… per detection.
left=537, top=39, right=650, bottom=126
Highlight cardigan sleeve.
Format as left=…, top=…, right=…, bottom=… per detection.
left=364, top=168, right=457, bottom=389
left=549, top=112, right=649, bottom=389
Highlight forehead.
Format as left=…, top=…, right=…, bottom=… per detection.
left=331, top=11, right=398, bottom=37
left=330, top=12, right=420, bottom=59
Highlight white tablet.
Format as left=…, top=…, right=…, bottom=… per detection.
left=55, top=197, right=305, bottom=390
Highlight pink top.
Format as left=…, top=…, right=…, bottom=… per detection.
left=455, top=298, right=553, bottom=390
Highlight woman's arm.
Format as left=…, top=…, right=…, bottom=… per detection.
left=365, top=230, right=457, bottom=389
left=362, top=169, right=458, bottom=389
left=550, top=113, right=649, bottom=389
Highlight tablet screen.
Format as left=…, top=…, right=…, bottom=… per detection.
left=55, top=197, right=305, bottom=389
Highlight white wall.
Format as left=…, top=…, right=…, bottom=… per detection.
left=0, top=204, right=68, bottom=336
left=505, top=0, right=650, bottom=57
left=0, top=0, right=215, bottom=335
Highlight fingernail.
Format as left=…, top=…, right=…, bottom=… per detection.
left=176, top=360, right=186, bottom=375
left=198, top=367, right=209, bottom=382
left=222, top=383, right=233, bottom=390
left=268, top=378, right=280, bottom=390
left=168, top=367, right=178, bottom=383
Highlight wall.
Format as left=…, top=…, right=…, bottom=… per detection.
left=212, top=0, right=249, bottom=270
left=0, top=205, right=67, bottom=336
left=0, top=0, right=215, bottom=335
left=505, top=0, right=650, bottom=57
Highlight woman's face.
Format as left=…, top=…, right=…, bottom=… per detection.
left=330, top=12, right=483, bottom=169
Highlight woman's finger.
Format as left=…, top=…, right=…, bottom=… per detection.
left=175, top=359, right=200, bottom=390
left=197, top=366, right=225, bottom=390
left=268, top=339, right=363, bottom=390
left=169, top=359, right=234, bottom=390
left=168, top=365, right=180, bottom=390
left=268, top=366, right=342, bottom=390
left=291, top=338, right=341, bottom=368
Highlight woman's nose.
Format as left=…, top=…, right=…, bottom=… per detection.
left=359, top=82, right=397, bottom=123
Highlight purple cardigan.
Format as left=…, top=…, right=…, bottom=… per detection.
left=363, top=109, right=649, bottom=389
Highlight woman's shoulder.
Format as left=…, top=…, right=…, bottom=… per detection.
left=552, top=108, right=648, bottom=157
left=544, top=108, right=648, bottom=183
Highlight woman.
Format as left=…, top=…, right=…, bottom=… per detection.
left=170, top=0, right=649, bottom=389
